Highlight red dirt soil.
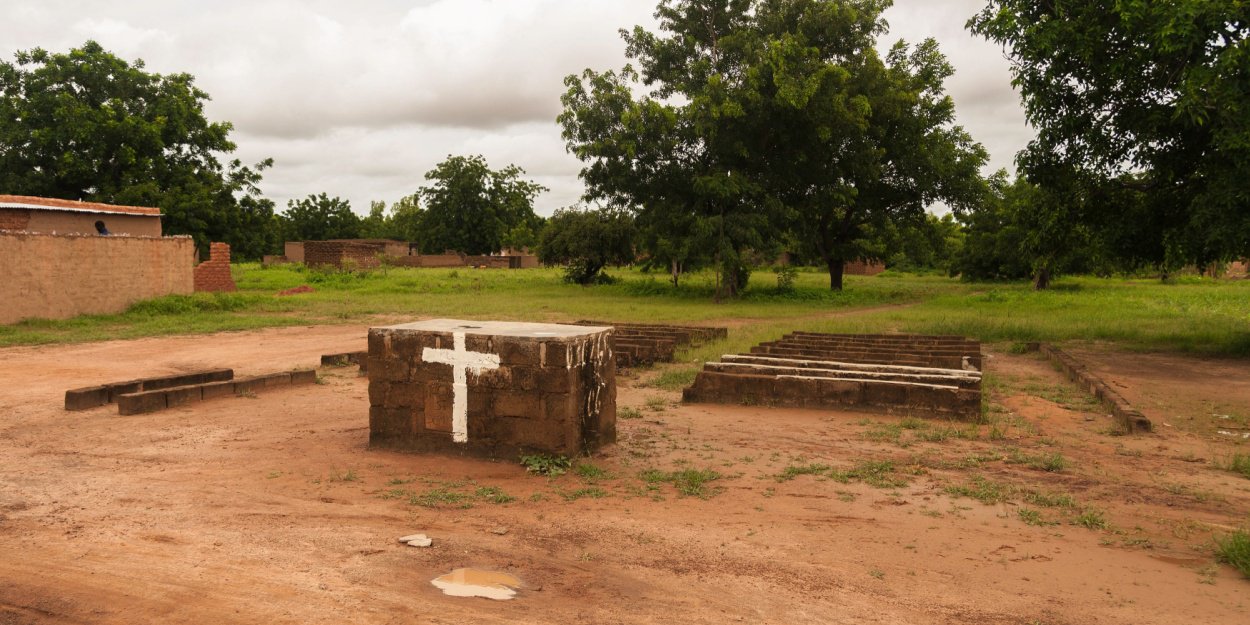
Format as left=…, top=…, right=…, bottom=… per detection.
left=0, top=325, right=1247, bottom=624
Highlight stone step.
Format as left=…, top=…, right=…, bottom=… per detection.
left=721, top=354, right=980, bottom=377
left=787, top=331, right=976, bottom=344
left=749, top=346, right=977, bottom=370
left=65, top=369, right=235, bottom=411
left=682, top=370, right=981, bottom=419
left=777, top=335, right=981, bottom=349
left=762, top=340, right=979, bottom=358
left=705, top=361, right=981, bottom=389
left=577, top=321, right=727, bottom=344
left=116, top=369, right=316, bottom=415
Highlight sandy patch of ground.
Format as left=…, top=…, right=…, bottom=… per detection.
left=0, top=327, right=1247, bottom=624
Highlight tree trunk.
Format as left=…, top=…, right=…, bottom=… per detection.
left=670, top=259, right=681, bottom=288
left=827, top=257, right=846, bottom=291
left=1033, top=266, right=1051, bottom=290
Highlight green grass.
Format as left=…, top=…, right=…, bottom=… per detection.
left=618, top=407, right=644, bottom=420
left=802, top=276, right=1250, bottom=356
left=946, top=476, right=1014, bottom=505
left=1221, top=453, right=1250, bottom=479
left=1017, top=508, right=1053, bottom=527
left=640, top=467, right=724, bottom=499
left=410, top=487, right=474, bottom=509
left=560, top=487, right=610, bottom=501
left=574, top=463, right=612, bottom=481
left=1215, top=530, right=1250, bottom=578
left=652, top=367, right=700, bottom=391
left=775, top=460, right=909, bottom=489
left=1074, top=509, right=1109, bottom=530
left=5, top=266, right=1250, bottom=357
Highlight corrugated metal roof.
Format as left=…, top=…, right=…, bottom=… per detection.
left=0, top=194, right=162, bottom=216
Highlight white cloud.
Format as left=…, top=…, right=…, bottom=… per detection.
left=1, top=0, right=1032, bottom=217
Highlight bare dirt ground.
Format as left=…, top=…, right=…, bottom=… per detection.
left=1, top=325, right=1248, bottom=624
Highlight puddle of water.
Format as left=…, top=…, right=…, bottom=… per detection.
left=431, top=568, right=521, bottom=601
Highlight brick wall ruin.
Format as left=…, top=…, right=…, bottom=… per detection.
left=0, top=232, right=194, bottom=324
left=0, top=208, right=31, bottom=231
left=304, top=241, right=382, bottom=269
left=684, top=333, right=983, bottom=419
left=845, top=261, right=886, bottom=276
left=194, top=242, right=236, bottom=292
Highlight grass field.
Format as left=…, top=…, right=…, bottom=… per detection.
left=2, top=263, right=1249, bottom=357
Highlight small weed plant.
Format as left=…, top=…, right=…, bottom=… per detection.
left=1214, top=530, right=1250, bottom=578
left=619, top=407, right=644, bottom=420
left=640, top=467, right=723, bottom=499
left=520, top=453, right=572, bottom=477
left=1221, top=453, right=1250, bottom=479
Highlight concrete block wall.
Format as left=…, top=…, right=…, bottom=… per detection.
left=368, top=319, right=616, bottom=458
left=194, top=243, right=237, bottom=292
left=0, top=232, right=195, bottom=324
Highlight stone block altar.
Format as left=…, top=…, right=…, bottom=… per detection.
left=367, top=319, right=616, bottom=457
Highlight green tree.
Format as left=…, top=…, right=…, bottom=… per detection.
left=757, top=1, right=988, bottom=290
left=537, top=207, right=636, bottom=284
left=0, top=41, right=278, bottom=259
left=416, top=155, right=546, bottom=255
left=386, top=194, right=425, bottom=243
left=560, top=0, right=785, bottom=299
left=883, top=213, right=965, bottom=274
left=561, top=1, right=984, bottom=293
left=969, top=1, right=1250, bottom=271
left=279, top=193, right=361, bottom=242
left=952, top=174, right=1095, bottom=286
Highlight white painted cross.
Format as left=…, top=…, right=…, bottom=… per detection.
left=423, top=332, right=501, bottom=443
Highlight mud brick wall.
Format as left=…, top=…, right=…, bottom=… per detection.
left=368, top=320, right=616, bottom=458
left=844, top=261, right=886, bottom=276
left=0, top=232, right=195, bottom=324
left=284, top=242, right=306, bottom=263
left=26, top=211, right=162, bottom=237
left=194, top=242, right=236, bottom=292
left=0, top=208, right=31, bottom=231
left=304, top=241, right=382, bottom=269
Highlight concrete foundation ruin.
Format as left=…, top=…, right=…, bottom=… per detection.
left=575, top=321, right=728, bottom=367
left=684, top=333, right=983, bottom=419
left=368, top=320, right=616, bottom=458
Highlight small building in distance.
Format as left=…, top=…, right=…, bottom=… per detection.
left=0, top=195, right=195, bottom=324
left=0, top=194, right=163, bottom=236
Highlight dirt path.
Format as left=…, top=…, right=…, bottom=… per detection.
left=1, top=326, right=1248, bottom=624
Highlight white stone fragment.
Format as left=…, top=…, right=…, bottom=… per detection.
left=399, top=533, right=430, bottom=544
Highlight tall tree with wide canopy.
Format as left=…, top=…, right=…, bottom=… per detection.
left=970, top=1, right=1250, bottom=271
left=0, top=41, right=278, bottom=258
left=561, top=0, right=986, bottom=293
left=415, top=155, right=546, bottom=256
left=560, top=0, right=784, bottom=299
left=756, top=0, right=988, bottom=290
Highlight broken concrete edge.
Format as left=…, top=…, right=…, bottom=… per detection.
left=1029, top=343, right=1153, bottom=434
left=114, top=368, right=318, bottom=415
left=65, top=369, right=234, bottom=411
left=321, top=351, right=368, bottom=368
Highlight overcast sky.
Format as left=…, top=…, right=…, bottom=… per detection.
left=2, top=0, right=1031, bottom=216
